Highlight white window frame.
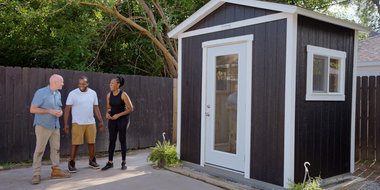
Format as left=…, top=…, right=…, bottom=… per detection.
left=306, top=45, right=346, bottom=101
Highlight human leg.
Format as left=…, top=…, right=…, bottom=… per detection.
left=107, top=120, right=118, bottom=162
left=88, top=144, right=95, bottom=160
left=84, top=124, right=100, bottom=168
left=88, top=144, right=100, bottom=169
left=101, top=120, right=117, bottom=171
left=228, top=119, right=237, bottom=154
left=70, top=145, right=79, bottom=161
left=49, top=128, right=71, bottom=178
left=85, top=123, right=97, bottom=160
left=68, top=123, right=84, bottom=172
left=68, top=145, right=78, bottom=173
left=118, top=115, right=130, bottom=170
left=32, top=125, right=51, bottom=184
left=118, top=115, right=130, bottom=161
left=49, top=128, right=60, bottom=167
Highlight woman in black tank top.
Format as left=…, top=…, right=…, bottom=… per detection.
left=101, top=76, right=134, bottom=171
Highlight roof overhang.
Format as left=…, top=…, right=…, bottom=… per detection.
left=168, top=0, right=372, bottom=39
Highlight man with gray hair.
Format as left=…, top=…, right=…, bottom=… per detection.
left=30, top=74, right=71, bottom=185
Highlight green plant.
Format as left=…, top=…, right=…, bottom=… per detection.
left=287, top=177, right=324, bottom=190
left=147, top=140, right=181, bottom=168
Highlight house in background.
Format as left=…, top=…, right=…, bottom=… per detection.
left=168, top=0, right=371, bottom=189
left=357, top=32, right=380, bottom=76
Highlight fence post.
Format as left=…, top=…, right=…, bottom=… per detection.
left=173, top=79, right=178, bottom=144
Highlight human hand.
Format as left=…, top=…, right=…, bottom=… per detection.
left=105, top=113, right=111, bottom=120
left=56, top=110, right=63, bottom=117
left=111, top=114, right=120, bottom=120
left=50, top=109, right=62, bottom=117
left=99, top=123, right=104, bottom=131
left=64, top=125, right=69, bottom=134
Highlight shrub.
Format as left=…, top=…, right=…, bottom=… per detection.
left=287, top=177, right=324, bottom=190
left=147, top=140, right=181, bottom=168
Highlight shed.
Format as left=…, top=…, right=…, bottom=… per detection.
left=168, top=0, right=371, bottom=189
left=357, top=32, right=380, bottom=76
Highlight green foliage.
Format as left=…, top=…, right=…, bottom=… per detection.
left=263, top=0, right=350, bottom=12
left=0, top=1, right=108, bottom=71
left=264, top=0, right=379, bottom=32
left=287, top=177, right=324, bottom=190
left=147, top=140, right=181, bottom=168
left=0, top=0, right=209, bottom=77
left=2, top=0, right=377, bottom=76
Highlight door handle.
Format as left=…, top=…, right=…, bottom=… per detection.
left=205, top=112, right=210, bottom=116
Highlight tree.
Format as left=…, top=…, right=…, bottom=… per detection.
left=1, top=0, right=377, bottom=77
left=264, top=0, right=379, bottom=32
left=78, top=0, right=208, bottom=78
left=0, top=0, right=208, bottom=77
left=0, top=1, right=110, bottom=71
left=352, top=0, right=380, bottom=31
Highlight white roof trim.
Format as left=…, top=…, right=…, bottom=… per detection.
left=168, top=0, right=225, bottom=39
left=223, top=0, right=297, bottom=13
left=181, top=13, right=289, bottom=39
left=357, top=61, right=380, bottom=67
left=168, top=0, right=371, bottom=39
left=295, top=7, right=371, bottom=33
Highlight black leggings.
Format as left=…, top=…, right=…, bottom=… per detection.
left=108, top=115, right=130, bottom=161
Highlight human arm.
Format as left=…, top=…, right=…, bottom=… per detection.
left=105, top=93, right=112, bottom=120
left=110, top=92, right=134, bottom=120
left=225, top=95, right=237, bottom=111
left=30, top=105, right=63, bottom=116
left=94, top=105, right=104, bottom=131
left=225, top=105, right=237, bottom=111
left=63, top=105, right=72, bottom=134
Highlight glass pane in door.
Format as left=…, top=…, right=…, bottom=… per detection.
left=214, top=54, right=238, bottom=154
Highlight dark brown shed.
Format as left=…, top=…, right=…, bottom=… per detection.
left=169, top=0, right=371, bottom=189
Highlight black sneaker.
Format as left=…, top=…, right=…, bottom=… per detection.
left=89, top=157, right=100, bottom=169
left=68, top=160, right=77, bottom=173
left=101, top=162, right=113, bottom=171
left=121, top=161, right=127, bottom=170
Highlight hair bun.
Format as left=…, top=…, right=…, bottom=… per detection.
left=117, top=76, right=125, bottom=87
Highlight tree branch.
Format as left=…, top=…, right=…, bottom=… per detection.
left=136, top=0, right=166, bottom=45
left=112, top=6, right=178, bottom=73
left=80, top=2, right=116, bottom=15
left=373, top=0, right=380, bottom=15
left=151, top=0, right=170, bottom=31
left=81, top=1, right=178, bottom=77
left=86, top=21, right=121, bottom=69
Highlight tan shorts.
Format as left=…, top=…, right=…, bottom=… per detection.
left=71, top=123, right=97, bottom=145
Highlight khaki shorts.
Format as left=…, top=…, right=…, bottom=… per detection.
left=71, top=123, right=97, bottom=145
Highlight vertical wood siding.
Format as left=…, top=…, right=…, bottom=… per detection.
left=295, top=15, right=354, bottom=182
left=0, top=66, right=173, bottom=163
left=186, top=3, right=278, bottom=32
left=180, top=6, right=286, bottom=186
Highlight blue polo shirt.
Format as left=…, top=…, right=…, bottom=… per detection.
left=31, top=85, right=62, bottom=129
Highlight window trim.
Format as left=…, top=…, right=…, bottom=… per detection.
left=306, top=45, right=347, bottom=101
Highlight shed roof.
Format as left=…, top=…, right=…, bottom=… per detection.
left=168, top=0, right=371, bottom=38
left=358, top=34, right=380, bottom=63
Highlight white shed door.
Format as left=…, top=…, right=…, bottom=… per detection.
left=204, top=42, right=247, bottom=173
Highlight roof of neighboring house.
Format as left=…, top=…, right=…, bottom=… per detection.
left=358, top=33, right=380, bottom=62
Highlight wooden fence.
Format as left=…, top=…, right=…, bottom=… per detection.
left=355, top=76, right=380, bottom=161
left=0, top=66, right=174, bottom=163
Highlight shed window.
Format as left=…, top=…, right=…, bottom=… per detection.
left=306, top=45, right=346, bottom=101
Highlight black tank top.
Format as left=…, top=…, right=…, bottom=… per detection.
left=110, top=91, right=126, bottom=116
